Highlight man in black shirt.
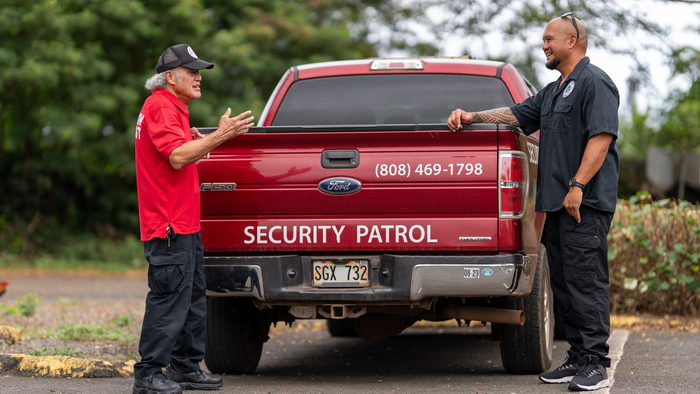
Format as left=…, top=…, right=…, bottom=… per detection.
left=448, top=13, right=618, bottom=392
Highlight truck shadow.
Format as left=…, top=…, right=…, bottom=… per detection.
left=255, top=326, right=508, bottom=378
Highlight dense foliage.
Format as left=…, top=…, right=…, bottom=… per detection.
left=609, top=193, right=700, bottom=316
left=0, top=0, right=377, bottom=253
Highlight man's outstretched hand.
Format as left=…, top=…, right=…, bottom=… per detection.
left=216, top=108, right=255, bottom=140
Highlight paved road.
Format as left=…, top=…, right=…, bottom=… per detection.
left=1, top=272, right=698, bottom=393
left=3, top=327, right=698, bottom=393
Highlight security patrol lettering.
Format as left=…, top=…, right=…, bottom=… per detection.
left=243, top=224, right=438, bottom=244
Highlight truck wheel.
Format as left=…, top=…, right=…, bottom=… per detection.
left=326, top=319, right=358, bottom=337
left=204, top=297, right=269, bottom=374
left=496, top=244, right=554, bottom=374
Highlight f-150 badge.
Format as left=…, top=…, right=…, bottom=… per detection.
left=200, top=183, right=236, bottom=191
left=318, top=177, right=361, bottom=195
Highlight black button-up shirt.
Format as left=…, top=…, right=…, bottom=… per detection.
left=510, top=57, right=620, bottom=213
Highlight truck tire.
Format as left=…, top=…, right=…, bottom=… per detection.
left=204, top=297, right=269, bottom=374
left=496, top=244, right=554, bottom=374
left=326, top=319, right=358, bottom=337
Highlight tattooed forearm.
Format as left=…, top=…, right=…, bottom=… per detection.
left=471, top=107, right=520, bottom=126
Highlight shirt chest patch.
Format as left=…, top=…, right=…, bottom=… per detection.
left=562, top=80, right=575, bottom=98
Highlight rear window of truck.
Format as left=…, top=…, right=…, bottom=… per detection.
left=272, top=74, right=515, bottom=126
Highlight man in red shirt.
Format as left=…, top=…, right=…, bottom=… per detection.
left=133, top=44, right=254, bottom=394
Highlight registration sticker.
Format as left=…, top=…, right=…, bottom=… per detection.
left=464, top=267, right=481, bottom=279
left=312, top=259, right=370, bottom=287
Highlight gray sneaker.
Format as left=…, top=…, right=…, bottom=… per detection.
left=539, top=350, right=581, bottom=383
left=568, top=355, right=610, bottom=391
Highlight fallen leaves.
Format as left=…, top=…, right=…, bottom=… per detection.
left=611, top=314, right=700, bottom=332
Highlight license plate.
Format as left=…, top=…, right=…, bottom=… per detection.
left=464, top=267, right=481, bottom=279
left=312, top=259, right=370, bottom=287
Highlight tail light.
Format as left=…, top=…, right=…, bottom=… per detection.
left=499, top=151, right=528, bottom=218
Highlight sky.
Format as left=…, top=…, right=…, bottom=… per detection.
left=385, top=0, right=700, bottom=115
left=580, top=1, right=699, bottom=112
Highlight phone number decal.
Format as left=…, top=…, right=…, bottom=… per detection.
left=374, top=163, right=484, bottom=178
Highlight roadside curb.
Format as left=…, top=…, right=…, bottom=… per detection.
left=0, top=353, right=134, bottom=378
left=599, top=329, right=630, bottom=394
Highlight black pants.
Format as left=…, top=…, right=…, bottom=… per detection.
left=134, top=232, right=206, bottom=378
left=543, top=205, right=614, bottom=367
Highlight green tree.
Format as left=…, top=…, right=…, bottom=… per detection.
left=0, top=0, right=377, bottom=254
left=0, top=0, right=212, bottom=253
left=617, top=44, right=700, bottom=200
left=658, top=46, right=700, bottom=199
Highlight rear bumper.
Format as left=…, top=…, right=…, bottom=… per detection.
left=205, top=254, right=533, bottom=302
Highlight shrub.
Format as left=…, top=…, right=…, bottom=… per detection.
left=15, top=293, right=40, bottom=317
left=609, top=193, right=700, bottom=315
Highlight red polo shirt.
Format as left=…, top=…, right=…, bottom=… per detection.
left=134, top=89, right=200, bottom=241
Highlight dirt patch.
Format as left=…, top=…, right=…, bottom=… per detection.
left=0, top=298, right=143, bottom=364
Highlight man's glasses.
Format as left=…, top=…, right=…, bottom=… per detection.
left=559, top=12, right=580, bottom=43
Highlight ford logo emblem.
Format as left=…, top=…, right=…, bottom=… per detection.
left=318, top=177, right=362, bottom=195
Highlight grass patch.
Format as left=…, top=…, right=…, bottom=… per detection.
left=32, top=258, right=143, bottom=271
left=0, top=233, right=146, bottom=271
left=1, top=293, right=40, bottom=317
left=110, top=315, right=134, bottom=328
left=0, top=303, right=18, bottom=316
left=56, top=298, right=83, bottom=307
left=28, top=347, right=81, bottom=357
left=45, top=324, right=134, bottom=341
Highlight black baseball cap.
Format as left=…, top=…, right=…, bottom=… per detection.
left=155, top=44, right=214, bottom=73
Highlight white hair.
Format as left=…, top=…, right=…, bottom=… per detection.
left=144, top=72, right=166, bottom=90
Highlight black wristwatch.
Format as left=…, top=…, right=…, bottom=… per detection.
left=568, top=177, right=586, bottom=190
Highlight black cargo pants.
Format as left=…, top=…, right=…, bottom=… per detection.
left=543, top=205, right=614, bottom=367
left=134, top=232, right=206, bottom=378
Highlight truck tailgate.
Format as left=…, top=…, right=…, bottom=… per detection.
left=198, top=128, right=499, bottom=252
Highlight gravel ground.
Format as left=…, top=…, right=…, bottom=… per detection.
left=0, top=269, right=327, bottom=371
left=1, top=268, right=698, bottom=375
left=0, top=298, right=144, bottom=364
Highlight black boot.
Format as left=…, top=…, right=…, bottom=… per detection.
left=166, top=369, right=223, bottom=391
left=133, top=374, right=183, bottom=394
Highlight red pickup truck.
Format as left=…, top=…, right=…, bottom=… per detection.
left=197, top=58, right=552, bottom=375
